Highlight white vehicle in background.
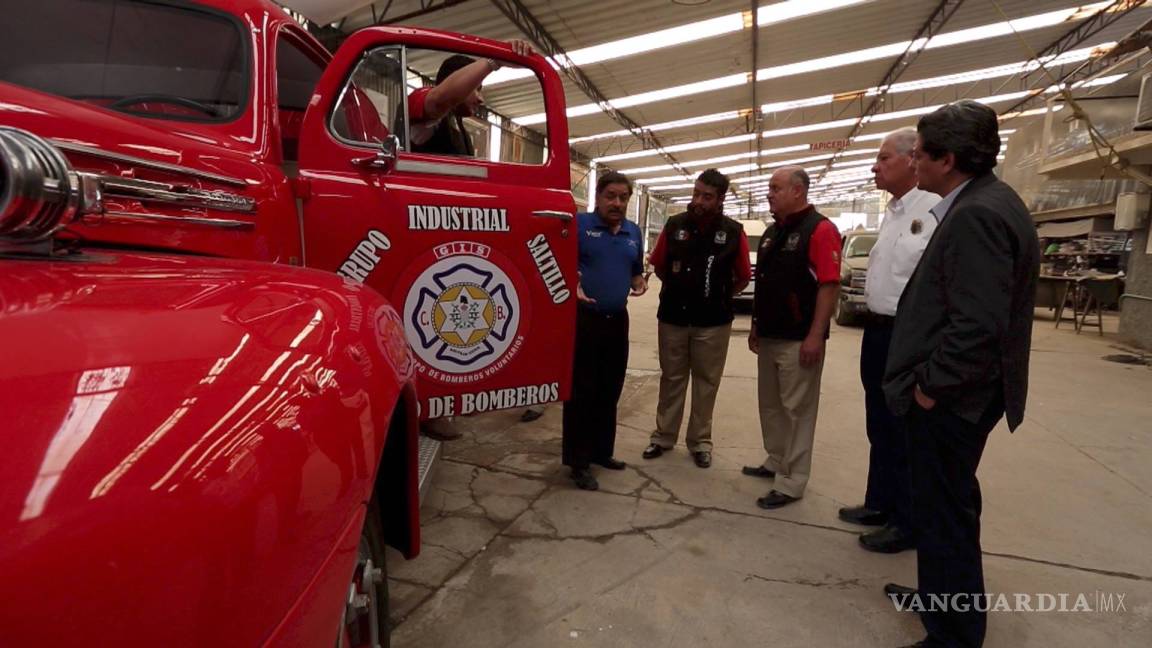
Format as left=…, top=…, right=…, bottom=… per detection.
left=735, top=217, right=768, bottom=304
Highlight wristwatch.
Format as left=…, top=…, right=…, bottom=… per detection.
left=486, top=58, right=503, bottom=71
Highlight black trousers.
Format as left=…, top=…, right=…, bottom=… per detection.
left=562, top=308, right=629, bottom=470
left=860, top=321, right=912, bottom=530
left=905, top=397, right=1003, bottom=648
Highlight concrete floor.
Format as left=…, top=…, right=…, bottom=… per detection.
left=386, top=285, right=1152, bottom=647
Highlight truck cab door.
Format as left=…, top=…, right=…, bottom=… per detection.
left=296, top=28, right=576, bottom=420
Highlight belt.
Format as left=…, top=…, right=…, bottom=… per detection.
left=866, top=313, right=896, bottom=327
left=579, top=305, right=626, bottom=319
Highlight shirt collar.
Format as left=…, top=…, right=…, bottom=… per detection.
left=775, top=204, right=814, bottom=226
left=929, top=179, right=972, bottom=223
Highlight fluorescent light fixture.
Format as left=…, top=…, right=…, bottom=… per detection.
left=487, top=0, right=873, bottom=87
left=620, top=147, right=876, bottom=177
left=571, top=110, right=747, bottom=144
left=534, top=3, right=1118, bottom=128
left=518, top=74, right=748, bottom=125
left=595, top=89, right=1051, bottom=165
left=595, top=134, right=770, bottom=163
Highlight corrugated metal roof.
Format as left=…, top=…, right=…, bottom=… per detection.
left=306, top=0, right=1152, bottom=198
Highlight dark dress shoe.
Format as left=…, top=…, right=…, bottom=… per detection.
left=741, top=465, right=776, bottom=478
left=859, top=524, right=916, bottom=554
left=756, top=490, right=798, bottom=509
left=642, top=443, right=667, bottom=459
left=594, top=457, right=627, bottom=470
left=570, top=468, right=599, bottom=491
left=838, top=504, right=888, bottom=526
left=693, top=451, right=711, bottom=468
left=520, top=407, right=544, bottom=422
left=883, top=583, right=917, bottom=597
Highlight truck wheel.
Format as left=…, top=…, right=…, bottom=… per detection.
left=834, top=297, right=855, bottom=327
left=339, top=502, right=391, bottom=648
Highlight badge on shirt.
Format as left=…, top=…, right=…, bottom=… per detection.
left=784, top=232, right=801, bottom=251
left=586, top=229, right=603, bottom=238
left=714, top=230, right=727, bottom=244
left=910, top=219, right=923, bottom=235
left=672, top=260, right=682, bottom=273
left=675, top=229, right=689, bottom=241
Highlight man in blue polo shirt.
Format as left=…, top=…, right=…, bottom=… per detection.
left=563, top=170, right=647, bottom=491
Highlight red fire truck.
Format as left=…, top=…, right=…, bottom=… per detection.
left=0, top=1, right=576, bottom=645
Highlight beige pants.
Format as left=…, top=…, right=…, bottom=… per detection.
left=757, top=338, right=825, bottom=497
left=651, top=321, right=732, bottom=452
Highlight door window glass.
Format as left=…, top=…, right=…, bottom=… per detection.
left=330, top=45, right=548, bottom=165
left=331, top=47, right=406, bottom=149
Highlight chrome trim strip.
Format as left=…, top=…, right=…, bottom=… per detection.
left=85, top=174, right=256, bottom=213
left=396, top=159, right=488, bottom=179
left=50, top=140, right=249, bottom=187
left=532, top=210, right=573, bottom=221
left=100, top=211, right=255, bottom=229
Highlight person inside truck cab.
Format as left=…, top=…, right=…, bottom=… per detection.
left=407, top=40, right=534, bottom=156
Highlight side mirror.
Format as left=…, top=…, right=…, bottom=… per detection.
left=352, top=134, right=400, bottom=171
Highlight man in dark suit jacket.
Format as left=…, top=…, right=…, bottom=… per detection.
left=883, top=100, right=1039, bottom=648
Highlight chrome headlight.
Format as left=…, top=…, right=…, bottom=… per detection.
left=0, top=127, right=90, bottom=240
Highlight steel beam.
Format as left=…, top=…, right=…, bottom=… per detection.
left=377, top=0, right=473, bottom=26
left=999, top=0, right=1150, bottom=116
left=815, top=0, right=967, bottom=182
left=488, top=0, right=690, bottom=178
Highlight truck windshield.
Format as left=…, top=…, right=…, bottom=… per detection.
left=1, top=0, right=247, bottom=122
left=846, top=234, right=878, bottom=258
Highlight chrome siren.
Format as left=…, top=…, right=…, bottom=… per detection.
left=0, top=127, right=96, bottom=241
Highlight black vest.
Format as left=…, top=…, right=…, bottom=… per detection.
left=413, top=114, right=474, bottom=156
left=754, top=207, right=831, bottom=341
left=657, top=212, right=744, bottom=327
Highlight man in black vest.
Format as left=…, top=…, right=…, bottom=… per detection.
left=883, top=100, right=1038, bottom=648
left=643, top=169, right=751, bottom=468
left=744, top=166, right=841, bottom=509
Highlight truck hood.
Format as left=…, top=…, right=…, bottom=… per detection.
left=0, top=81, right=260, bottom=181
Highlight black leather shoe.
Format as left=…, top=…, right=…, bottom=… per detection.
left=570, top=468, right=599, bottom=491
left=859, top=524, right=916, bottom=554
left=741, top=465, right=776, bottom=478
left=883, top=583, right=917, bottom=597
left=520, top=407, right=544, bottom=422
left=838, top=504, right=888, bottom=526
left=756, top=490, right=798, bottom=509
left=642, top=443, right=667, bottom=459
left=693, top=451, right=711, bottom=468
left=594, top=457, right=627, bottom=470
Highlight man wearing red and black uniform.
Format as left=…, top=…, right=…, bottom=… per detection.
left=406, top=40, right=533, bottom=157
left=744, top=166, right=841, bottom=509
left=643, top=169, right=752, bottom=469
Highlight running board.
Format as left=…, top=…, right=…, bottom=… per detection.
left=417, top=435, right=441, bottom=504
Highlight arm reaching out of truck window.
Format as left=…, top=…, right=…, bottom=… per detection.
left=409, top=40, right=535, bottom=152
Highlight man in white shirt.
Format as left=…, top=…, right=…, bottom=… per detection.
left=838, top=129, right=939, bottom=553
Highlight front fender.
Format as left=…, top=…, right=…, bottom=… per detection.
left=0, top=252, right=417, bottom=647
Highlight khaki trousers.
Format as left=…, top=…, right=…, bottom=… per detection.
left=651, top=321, right=732, bottom=452
left=757, top=338, right=825, bottom=497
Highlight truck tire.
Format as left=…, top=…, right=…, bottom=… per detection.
left=339, top=499, right=391, bottom=648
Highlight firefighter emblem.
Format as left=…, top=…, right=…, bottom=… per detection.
left=402, top=242, right=526, bottom=383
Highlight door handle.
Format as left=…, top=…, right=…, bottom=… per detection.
left=532, top=210, right=573, bottom=222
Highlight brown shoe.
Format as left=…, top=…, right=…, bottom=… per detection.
left=693, top=451, right=711, bottom=468
left=421, top=418, right=462, bottom=441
